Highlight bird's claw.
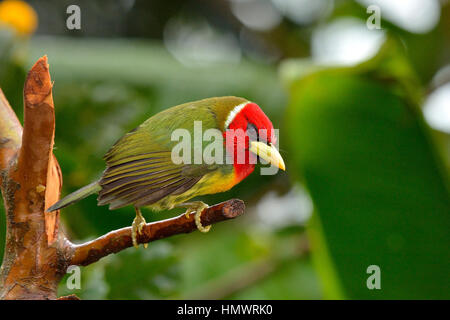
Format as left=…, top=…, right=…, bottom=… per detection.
left=132, top=208, right=148, bottom=249
left=195, top=207, right=211, bottom=233
left=178, top=201, right=211, bottom=233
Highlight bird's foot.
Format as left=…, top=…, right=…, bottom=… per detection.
left=132, top=207, right=148, bottom=249
left=178, top=201, right=211, bottom=233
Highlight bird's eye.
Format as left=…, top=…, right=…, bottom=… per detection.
left=247, top=123, right=258, bottom=141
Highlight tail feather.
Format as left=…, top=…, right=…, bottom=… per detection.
left=46, top=180, right=101, bottom=212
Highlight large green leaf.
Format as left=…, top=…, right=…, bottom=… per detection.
left=285, top=40, right=450, bottom=299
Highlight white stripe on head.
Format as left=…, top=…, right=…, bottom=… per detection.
left=224, top=101, right=249, bottom=129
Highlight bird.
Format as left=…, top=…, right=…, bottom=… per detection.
left=47, top=96, right=285, bottom=248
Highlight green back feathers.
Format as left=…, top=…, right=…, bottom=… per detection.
left=208, top=96, right=248, bottom=130
left=103, top=96, right=247, bottom=164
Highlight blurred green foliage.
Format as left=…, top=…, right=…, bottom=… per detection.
left=285, top=39, right=450, bottom=299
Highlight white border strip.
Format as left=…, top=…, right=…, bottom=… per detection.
left=224, top=101, right=249, bottom=129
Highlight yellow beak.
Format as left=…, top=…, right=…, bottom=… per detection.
left=249, top=141, right=286, bottom=171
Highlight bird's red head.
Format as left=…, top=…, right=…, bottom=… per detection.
left=223, top=102, right=284, bottom=182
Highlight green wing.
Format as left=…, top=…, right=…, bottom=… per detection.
left=98, top=151, right=212, bottom=209
left=98, top=99, right=220, bottom=210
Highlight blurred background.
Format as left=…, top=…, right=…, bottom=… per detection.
left=0, top=0, right=449, bottom=299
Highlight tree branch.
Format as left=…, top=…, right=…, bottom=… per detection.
left=69, top=199, right=245, bottom=266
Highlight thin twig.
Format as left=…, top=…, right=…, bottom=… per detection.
left=69, top=199, right=245, bottom=266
